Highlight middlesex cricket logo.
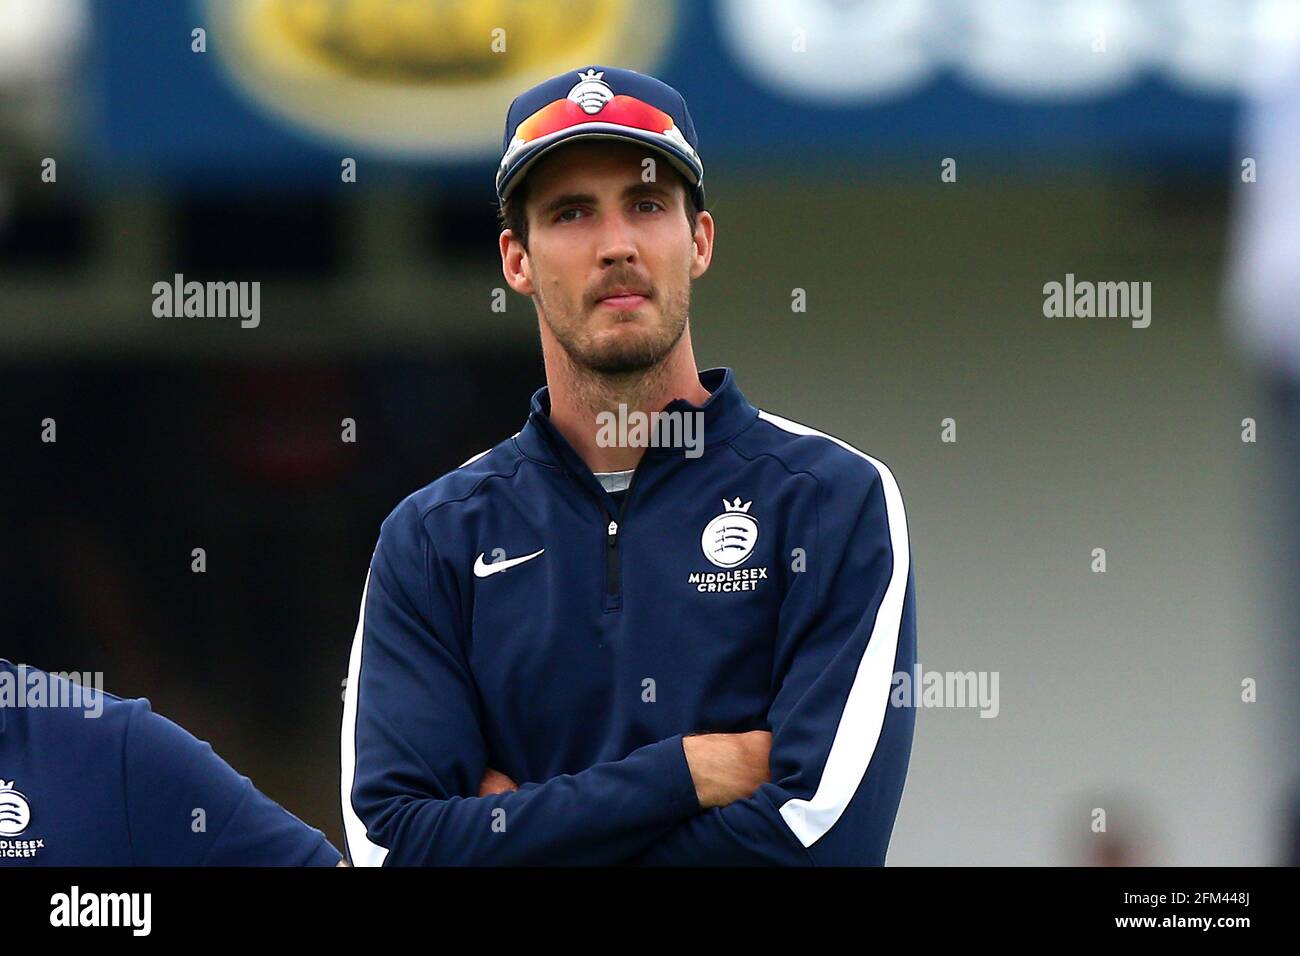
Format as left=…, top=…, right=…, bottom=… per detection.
left=0, top=779, right=31, bottom=836
left=702, top=497, right=758, bottom=568
left=690, top=497, right=768, bottom=593
left=0, top=777, right=45, bottom=859
left=568, top=68, right=615, bottom=113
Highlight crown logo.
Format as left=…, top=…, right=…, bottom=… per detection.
left=0, top=780, right=13, bottom=791
left=722, top=497, right=752, bottom=514
left=568, top=68, right=614, bottom=114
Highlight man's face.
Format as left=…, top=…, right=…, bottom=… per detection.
left=500, top=140, right=712, bottom=375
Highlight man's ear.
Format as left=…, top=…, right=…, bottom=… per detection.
left=689, top=210, right=714, bottom=280
left=499, top=229, right=535, bottom=296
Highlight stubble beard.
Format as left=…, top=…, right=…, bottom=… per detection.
left=541, top=281, right=691, bottom=377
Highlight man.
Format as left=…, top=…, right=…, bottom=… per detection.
left=0, top=659, right=343, bottom=865
left=341, top=65, right=916, bottom=866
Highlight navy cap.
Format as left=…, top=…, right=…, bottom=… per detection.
left=496, top=65, right=705, bottom=209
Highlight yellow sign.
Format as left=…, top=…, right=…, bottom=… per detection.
left=206, top=0, right=675, bottom=156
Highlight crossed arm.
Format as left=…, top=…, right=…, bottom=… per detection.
left=478, top=732, right=772, bottom=808
left=475, top=731, right=784, bottom=864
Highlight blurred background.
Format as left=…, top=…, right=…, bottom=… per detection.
left=1, top=0, right=1296, bottom=865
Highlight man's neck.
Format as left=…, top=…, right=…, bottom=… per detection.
left=542, top=326, right=711, bottom=473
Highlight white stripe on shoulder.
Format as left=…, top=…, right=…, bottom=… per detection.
left=340, top=570, right=390, bottom=867
left=755, top=409, right=910, bottom=848
left=458, top=447, right=493, bottom=468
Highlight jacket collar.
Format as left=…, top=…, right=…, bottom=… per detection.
left=515, top=366, right=757, bottom=484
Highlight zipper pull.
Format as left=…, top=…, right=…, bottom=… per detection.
left=607, top=520, right=618, bottom=541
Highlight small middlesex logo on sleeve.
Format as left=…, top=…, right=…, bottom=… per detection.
left=50, top=886, right=152, bottom=937
left=0, top=779, right=31, bottom=835
left=0, top=778, right=45, bottom=860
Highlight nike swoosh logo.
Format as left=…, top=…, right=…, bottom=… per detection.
left=473, top=548, right=545, bottom=578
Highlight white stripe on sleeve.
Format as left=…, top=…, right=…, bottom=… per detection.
left=756, top=410, right=911, bottom=848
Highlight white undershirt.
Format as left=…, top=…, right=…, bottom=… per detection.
left=593, top=469, right=634, bottom=493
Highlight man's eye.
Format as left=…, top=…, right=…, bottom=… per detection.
left=555, top=208, right=584, bottom=223
left=636, top=200, right=664, bottom=213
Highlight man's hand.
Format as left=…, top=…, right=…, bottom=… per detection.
left=681, top=731, right=772, bottom=809
left=479, top=767, right=519, bottom=796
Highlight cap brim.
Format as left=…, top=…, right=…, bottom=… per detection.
left=497, top=125, right=703, bottom=204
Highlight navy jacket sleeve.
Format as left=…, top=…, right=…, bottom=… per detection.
left=124, top=700, right=342, bottom=866
left=626, top=458, right=917, bottom=866
left=341, top=496, right=702, bottom=866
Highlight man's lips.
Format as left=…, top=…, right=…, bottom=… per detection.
left=596, top=293, right=649, bottom=309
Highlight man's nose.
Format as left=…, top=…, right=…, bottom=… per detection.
left=597, top=215, right=637, bottom=266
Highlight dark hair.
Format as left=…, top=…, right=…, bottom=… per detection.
left=498, top=165, right=702, bottom=251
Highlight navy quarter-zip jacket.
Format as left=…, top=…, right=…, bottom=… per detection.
left=342, top=367, right=916, bottom=865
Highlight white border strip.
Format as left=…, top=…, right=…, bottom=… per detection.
left=340, top=570, right=390, bottom=867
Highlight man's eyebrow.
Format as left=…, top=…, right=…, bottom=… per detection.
left=538, top=183, right=674, bottom=217
left=538, top=192, right=595, bottom=217
left=622, top=182, right=672, bottom=201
